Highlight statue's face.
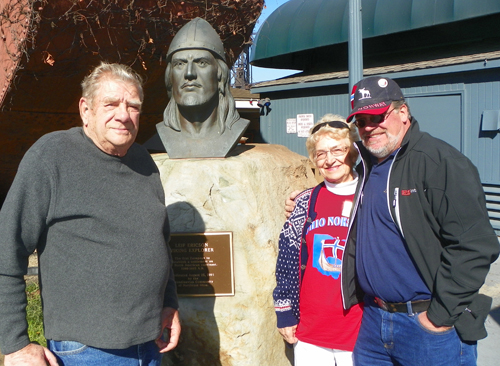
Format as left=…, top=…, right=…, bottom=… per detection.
left=171, top=49, right=219, bottom=108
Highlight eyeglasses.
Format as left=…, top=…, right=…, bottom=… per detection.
left=315, top=146, right=349, bottom=162
left=354, top=107, right=396, bottom=129
left=311, top=120, right=349, bottom=135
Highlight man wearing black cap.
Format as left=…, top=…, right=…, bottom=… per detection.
left=341, top=76, right=499, bottom=365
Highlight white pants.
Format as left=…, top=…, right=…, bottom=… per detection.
left=294, top=340, right=353, bottom=366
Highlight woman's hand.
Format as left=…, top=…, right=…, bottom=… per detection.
left=278, top=325, right=298, bottom=344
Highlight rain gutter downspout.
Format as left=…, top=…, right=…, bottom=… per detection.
left=348, top=0, right=363, bottom=102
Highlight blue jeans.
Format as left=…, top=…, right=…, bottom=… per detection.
left=353, top=297, right=477, bottom=366
left=48, top=339, right=161, bottom=366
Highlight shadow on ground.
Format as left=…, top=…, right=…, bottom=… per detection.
left=489, top=305, right=500, bottom=326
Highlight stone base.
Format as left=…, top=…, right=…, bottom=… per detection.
left=153, top=144, right=317, bottom=366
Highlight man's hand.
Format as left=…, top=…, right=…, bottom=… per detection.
left=278, top=325, right=298, bottom=344
left=284, top=190, right=301, bottom=219
left=4, top=343, right=58, bottom=366
left=156, top=307, right=181, bottom=353
left=418, top=311, right=452, bottom=332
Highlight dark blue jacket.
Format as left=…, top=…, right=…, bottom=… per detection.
left=341, top=119, right=499, bottom=341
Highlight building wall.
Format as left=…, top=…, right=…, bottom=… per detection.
left=259, top=84, right=350, bottom=157
left=256, top=68, right=500, bottom=232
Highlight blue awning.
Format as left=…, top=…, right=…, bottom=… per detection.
left=252, top=0, right=500, bottom=69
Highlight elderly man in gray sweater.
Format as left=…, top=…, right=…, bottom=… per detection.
left=0, top=62, right=180, bottom=366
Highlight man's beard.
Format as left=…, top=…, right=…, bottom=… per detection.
left=363, top=129, right=404, bottom=159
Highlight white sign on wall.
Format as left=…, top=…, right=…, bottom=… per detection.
left=286, top=118, right=297, bottom=133
left=297, top=114, right=314, bottom=137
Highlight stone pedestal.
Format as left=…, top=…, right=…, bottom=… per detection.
left=153, top=144, right=318, bottom=366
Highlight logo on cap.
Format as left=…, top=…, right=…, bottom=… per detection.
left=350, top=85, right=357, bottom=109
left=378, top=78, right=388, bottom=88
left=358, top=88, right=371, bottom=100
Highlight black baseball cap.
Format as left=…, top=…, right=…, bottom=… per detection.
left=346, top=76, right=404, bottom=122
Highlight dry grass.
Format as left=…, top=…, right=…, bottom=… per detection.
left=0, top=254, right=42, bottom=365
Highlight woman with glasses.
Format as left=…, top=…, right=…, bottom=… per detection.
left=273, top=114, right=363, bottom=366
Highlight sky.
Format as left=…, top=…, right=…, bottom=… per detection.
left=250, top=0, right=298, bottom=83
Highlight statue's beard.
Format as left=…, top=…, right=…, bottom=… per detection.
left=175, top=85, right=218, bottom=108
left=177, top=94, right=211, bottom=107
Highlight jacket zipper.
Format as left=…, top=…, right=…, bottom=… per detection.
left=387, top=149, right=405, bottom=238
left=340, top=145, right=366, bottom=309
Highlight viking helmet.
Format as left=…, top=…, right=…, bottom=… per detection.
left=167, top=17, right=225, bottom=61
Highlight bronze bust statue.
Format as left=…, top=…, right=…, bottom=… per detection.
left=156, top=17, right=249, bottom=158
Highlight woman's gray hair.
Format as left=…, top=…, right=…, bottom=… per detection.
left=81, top=62, right=144, bottom=109
left=306, top=113, right=359, bottom=167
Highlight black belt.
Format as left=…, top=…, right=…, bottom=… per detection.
left=374, top=297, right=431, bottom=313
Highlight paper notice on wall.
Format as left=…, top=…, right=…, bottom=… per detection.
left=286, top=118, right=297, bottom=133
left=297, top=114, right=314, bottom=137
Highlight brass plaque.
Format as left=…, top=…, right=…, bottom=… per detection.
left=170, top=232, right=234, bottom=297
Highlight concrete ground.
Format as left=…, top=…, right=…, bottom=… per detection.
left=478, top=258, right=500, bottom=366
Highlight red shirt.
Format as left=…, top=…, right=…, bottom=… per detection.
left=295, top=186, right=363, bottom=350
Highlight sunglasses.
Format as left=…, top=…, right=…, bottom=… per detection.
left=311, top=120, right=349, bottom=134
left=354, top=107, right=396, bottom=129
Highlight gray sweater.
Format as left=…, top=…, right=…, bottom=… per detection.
left=0, top=127, right=178, bottom=354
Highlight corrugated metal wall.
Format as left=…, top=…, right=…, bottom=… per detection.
left=484, top=185, right=500, bottom=233
left=468, top=80, right=500, bottom=183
